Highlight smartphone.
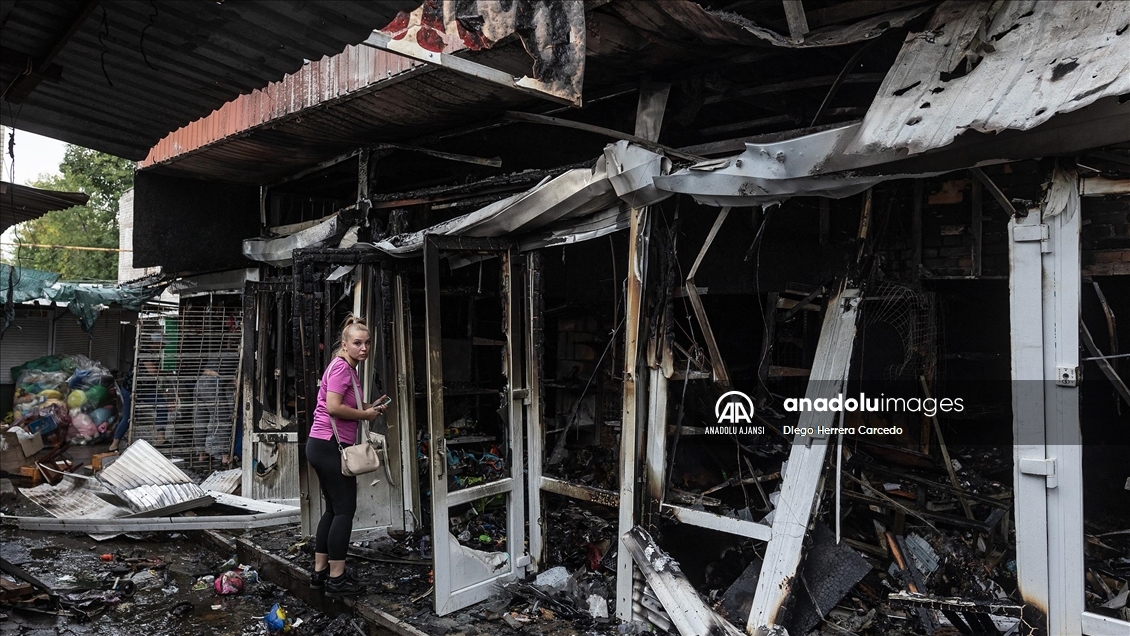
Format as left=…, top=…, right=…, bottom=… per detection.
left=374, top=395, right=392, bottom=408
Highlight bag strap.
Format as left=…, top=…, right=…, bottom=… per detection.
left=326, top=357, right=365, bottom=450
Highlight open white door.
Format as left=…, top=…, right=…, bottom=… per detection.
left=424, top=236, right=529, bottom=615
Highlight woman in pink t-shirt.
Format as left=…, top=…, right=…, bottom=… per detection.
left=305, top=316, right=387, bottom=597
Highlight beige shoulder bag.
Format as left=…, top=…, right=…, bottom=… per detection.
left=328, top=358, right=381, bottom=476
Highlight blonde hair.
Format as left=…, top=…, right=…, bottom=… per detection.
left=333, top=314, right=370, bottom=358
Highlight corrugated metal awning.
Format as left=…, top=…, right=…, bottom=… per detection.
left=0, top=181, right=89, bottom=232
left=0, top=0, right=419, bottom=160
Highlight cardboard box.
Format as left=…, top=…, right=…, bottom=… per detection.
left=1, top=429, right=43, bottom=471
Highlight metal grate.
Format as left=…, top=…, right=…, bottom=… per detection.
left=129, top=307, right=242, bottom=468
left=862, top=282, right=937, bottom=382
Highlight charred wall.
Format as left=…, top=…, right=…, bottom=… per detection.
left=133, top=171, right=259, bottom=274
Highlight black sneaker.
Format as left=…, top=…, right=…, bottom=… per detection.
left=324, top=573, right=365, bottom=598
left=310, top=568, right=329, bottom=590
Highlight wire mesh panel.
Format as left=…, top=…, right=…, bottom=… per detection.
left=861, top=282, right=937, bottom=382
left=130, top=306, right=242, bottom=468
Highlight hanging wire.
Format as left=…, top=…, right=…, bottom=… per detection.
left=139, top=0, right=159, bottom=71
left=98, top=6, right=114, bottom=87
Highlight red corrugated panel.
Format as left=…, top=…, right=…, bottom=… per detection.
left=141, top=45, right=420, bottom=168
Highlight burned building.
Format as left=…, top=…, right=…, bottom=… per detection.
left=4, top=1, right=1129, bottom=635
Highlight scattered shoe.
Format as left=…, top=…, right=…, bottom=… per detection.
left=324, top=573, right=365, bottom=598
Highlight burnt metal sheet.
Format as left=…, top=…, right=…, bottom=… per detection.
left=376, top=0, right=586, bottom=106
left=242, top=213, right=351, bottom=266
left=623, top=526, right=746, bottom=636
left=0, top=181, right=89, bottom=232
left=374, top=142, right=666, bottom=256
left=97, top=439, right=212, bottom=514
left=656, top=122, right=912, bottom=207
left=656, top=94, right=1130, bottom=208
left=846, top=0, right=1130, bottom=156
left=141, top=64, right=534, bottom=183
left=518, top=205, right=629, bottom=251
left=1, top=1, right=419, bottom=160
left=607, top=0, right=934, bottom=49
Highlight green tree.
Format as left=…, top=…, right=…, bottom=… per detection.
left=10, top=146, right=134, bottom=280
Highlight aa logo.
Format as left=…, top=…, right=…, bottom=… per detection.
left=715, top=391, right=755, bottom=424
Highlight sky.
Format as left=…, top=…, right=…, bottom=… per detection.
left=1, top=127, right=66, bottom=185
left=1, top=127, right=68, bottom=258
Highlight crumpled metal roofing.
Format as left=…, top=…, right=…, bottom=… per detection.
left=19, top=475, right=128, bottom=522
left=0, top=0, right=418, bottom=160
left=846, top=0, right=1130, bottom=156
left=0, top=181, right=89, bottom=232
left=373, top=142, right=668, bottom=256
left=96, top=438, right=212, bottom=513
left=199, top=468, right=243, bottom=495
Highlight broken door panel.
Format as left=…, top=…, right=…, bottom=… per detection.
left=392, top=271, right=422, bottom=533
left=242, top=281, right=300, bottom=504
left=424, top=236, right=528, bottom=615
left=292, top=250, right=406, bottom=540
left=350, top=264, right=400, bottom=538
left=747, top=284, right=862, bottom=635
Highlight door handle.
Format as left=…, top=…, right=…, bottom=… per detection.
left=436, top=438, right=445, bottom=477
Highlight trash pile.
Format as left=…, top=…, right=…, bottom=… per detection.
left=664, top=441, right=1029, bottom=636
left=1085, top=530, right=1130, bottom=623
left=4, top=354, right=123, bottom=462
left=0, top=553, right=137, bottom=621
left=480, top=564, right=616, bottom=631
left=549, top=445, right=619, bottom=491
left=451, top=501, right=619, bottom=630
left=450, top=502, right=508, bottom=551
left=192, top=554, right=259, bottom=596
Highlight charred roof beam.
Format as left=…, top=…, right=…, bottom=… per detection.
left=2, top=0, right=98, bottom=103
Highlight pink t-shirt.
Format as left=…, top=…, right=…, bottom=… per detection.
left=310, top=357, right=362, bottom=445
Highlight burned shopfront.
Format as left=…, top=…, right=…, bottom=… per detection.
left=122, top=1, right=1130, bottom=635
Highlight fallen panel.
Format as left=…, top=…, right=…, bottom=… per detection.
left=199, top=468, right=243, bottom=495
left=4, top=509, right=300, bottom=533
left=96, top=439, right=213, bottom=514
left=208, top=492, right=300, bottom=515
left=747, top=285, right=862, bottom=635
left=847, top=0, right=1130, bottom=156
left=718, top=557, right=763, bottom=628
left=623, top=526, right=745, bottom=636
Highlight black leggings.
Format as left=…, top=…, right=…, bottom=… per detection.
left=306, top=437, right=357, bottom=561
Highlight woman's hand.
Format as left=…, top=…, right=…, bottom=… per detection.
left=361, top=405, right=381, bottom=421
